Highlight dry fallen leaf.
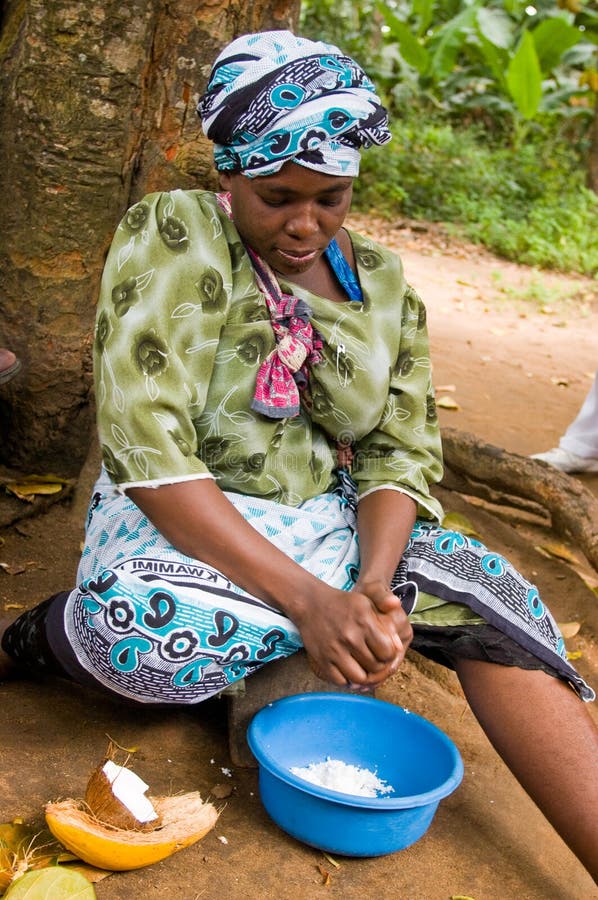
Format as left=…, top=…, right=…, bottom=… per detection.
left=442, top=512, right=480, bottom=538
left=322, top=853, right=340, bottom=869
left=316, top=863, right=331, bottom=886
left=0, top=563, right=27, bottom=576
left=61, top=863, right=112, bottom=885
left=567, top=650, right=583, bottom=661
left=558, top=622, right=581, bottom=639
left=570, top=565, right=598, bottom=591
left=3, top=483, right=63, bottom=502
left=210, top=784, right=233, bottom=800
left=534, top=543, right=580, bottom=565
left=103, top=736, right=139, bottom=755
left=436, top=395, right=461, bottom=411
left=0, top=473, right=72, bottom=504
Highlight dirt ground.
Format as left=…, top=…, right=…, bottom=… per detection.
left=1, top=218, right=597, bottom=900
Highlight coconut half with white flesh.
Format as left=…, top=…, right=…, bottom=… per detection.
left=44, top=750, right=219, bottom=871
left=45, top=792, right=219, bottom=871
left=85, top=760, right=161, bottom=832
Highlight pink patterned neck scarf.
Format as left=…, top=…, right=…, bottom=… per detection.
left=217, top=191, right=322, bottom=419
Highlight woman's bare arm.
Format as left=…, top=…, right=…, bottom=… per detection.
left=127, top=478, right=404, bottom=686
left=351, top=488, right=419, bottom=679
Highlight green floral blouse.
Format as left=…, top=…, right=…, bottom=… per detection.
left=94, top=190, right=444, bottom=520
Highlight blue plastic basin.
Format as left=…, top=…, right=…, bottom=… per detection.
left=247, top=692, right=463, bottom=857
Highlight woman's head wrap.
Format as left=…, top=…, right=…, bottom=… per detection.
left=197, top=30, right=391, bottom=178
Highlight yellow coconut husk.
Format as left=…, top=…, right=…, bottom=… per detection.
left=0, top=869, right=13, bottom=893
left=45, top=792, right=219, bottom=871
left=84, top=764, right=161, bottom=833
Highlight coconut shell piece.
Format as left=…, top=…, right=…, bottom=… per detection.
left=84, top=763, right=161, bottom=833
left=45, top=792, right=219, bottom=871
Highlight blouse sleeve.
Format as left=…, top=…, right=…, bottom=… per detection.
left=94, top=190, right=232, bottom=489
left=351, top=283, right=444, bottom=521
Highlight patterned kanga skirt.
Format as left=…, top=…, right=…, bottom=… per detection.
left=24, top=468, right=594, bottom=704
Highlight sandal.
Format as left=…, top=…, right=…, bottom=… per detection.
left=0, top=348, right=21, bottom=385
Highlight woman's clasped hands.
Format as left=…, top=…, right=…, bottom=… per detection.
left=293, top=579, right=413, bottom=691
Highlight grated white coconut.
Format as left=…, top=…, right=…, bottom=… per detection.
left=290, top=758, right=394, bottom=798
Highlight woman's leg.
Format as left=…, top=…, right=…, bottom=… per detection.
left=456, top=658, right=598, bottom=880
left=0, top=594, right=72, bottom=681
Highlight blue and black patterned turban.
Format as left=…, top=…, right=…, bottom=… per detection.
left=197, top=30, right=391, bottom=178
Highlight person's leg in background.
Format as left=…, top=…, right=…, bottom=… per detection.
left=532, top=369, right=598, bottom=473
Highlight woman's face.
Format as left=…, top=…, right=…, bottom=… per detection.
left=220, top=162, right=353, bottom=277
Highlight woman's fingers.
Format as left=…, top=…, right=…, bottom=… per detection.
left=309, top=649, right=398, bottom=689
left=304, top=624, right=392, bottom=686
left=308, top=647, right=372, bottom=687
left=298, top=586, right=408, bottom=687
left=369, top=588, right=403, bottom=615
left=355, top=580, right=414, bottom=656
left=319, top=627, right=401, bottom=686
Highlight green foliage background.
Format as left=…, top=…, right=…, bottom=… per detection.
left=300, top=0, right=598, bottom=275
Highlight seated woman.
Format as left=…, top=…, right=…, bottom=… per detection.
left=2, top=31, right=597, bottom=878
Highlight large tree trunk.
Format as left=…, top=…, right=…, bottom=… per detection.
left=0, top=0, right=300, bottom=476
left=588, top=91, right=598, bottom=195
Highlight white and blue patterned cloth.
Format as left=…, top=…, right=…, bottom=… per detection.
left=197, top=30, right=391, bottom=177
left=57, top=467, right=594, bottom=704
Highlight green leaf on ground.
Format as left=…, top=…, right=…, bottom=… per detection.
left=3, top=867, right=96, bottom=898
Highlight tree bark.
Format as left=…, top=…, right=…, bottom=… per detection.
left=588, top=91, right=598, bottom=195
left=0, top=0, right=300, bottom=475
left=441, top=427, right=598, bottom=571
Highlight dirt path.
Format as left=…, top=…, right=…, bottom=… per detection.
left=1, top=222, right=597, bottom=899
left=348, top=213, right=598, bottom=457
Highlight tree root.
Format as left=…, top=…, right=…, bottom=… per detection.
left=440, top=427, right=598, bottom=572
